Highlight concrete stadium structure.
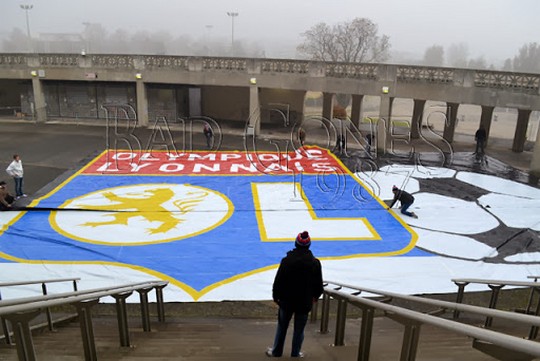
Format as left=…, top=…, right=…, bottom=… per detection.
left=0, top=53, right=539, bottom=175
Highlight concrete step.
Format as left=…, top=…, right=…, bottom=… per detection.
left=2, top=314, right=535, bottom=361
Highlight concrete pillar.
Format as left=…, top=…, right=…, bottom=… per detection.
left=512, top=109, right=532, bottom=153
left=376, top=95, right=394, bottom=153
left=31, top=77, right=47, bottom=123
left=322, top=92, right=334, bottom=121
left=299, top=91, right=307, bottom=124
left=376, top=117, right=387, bottom=154
left=531, top=124, right=540, bottom=177
left=410, top=99, right=426, bottom=139
left=249, top=85, right=261, bottom=135
left=350, top=94, right=364, bottom=128
left=480, top=106, right=494, bottom=146
left=136, top=80, right=148, bottom=127
left=443, top=102, right=459, bottom=143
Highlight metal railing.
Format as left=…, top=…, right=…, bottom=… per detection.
left=0, top=280, right=168, bottom=361
left=452, top=277, right=540, bottom=338
left=527, top=276, right=540, bottom=319
left=0, top=277, right=80, bottom=344
left=320, top=280, right=540, bottom=361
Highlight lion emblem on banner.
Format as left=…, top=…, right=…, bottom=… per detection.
left=50, top=183, right=233, bottom=245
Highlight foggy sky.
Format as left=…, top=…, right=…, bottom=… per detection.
left=1, top=0, right=539, bottom=63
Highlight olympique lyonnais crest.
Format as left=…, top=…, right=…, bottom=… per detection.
left=0, top=147, right=417, bottom=300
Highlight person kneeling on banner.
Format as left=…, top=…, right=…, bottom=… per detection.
left=387, top=185, right=417, bottom=218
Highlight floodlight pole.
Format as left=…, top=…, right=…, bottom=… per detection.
left=226, top=12, right=238, bottom=56
left=20, top=4, right=34, bottom=53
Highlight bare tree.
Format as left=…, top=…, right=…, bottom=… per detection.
left=297, top=18, right=390, bottom=63
left=512, top=42, right=540, bottom=73
left=467, top=56, right=487, bottom=69
left=82, top=23, right=108, bottom=53
left=423, top=45, right=444, bottom=66
left=447, top=43, right=469, bottom=68
left=108, top=29, right=131, bottom=54
left=502, top=58, right=512, bottom=71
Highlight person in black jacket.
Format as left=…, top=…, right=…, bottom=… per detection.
left=475, top=126, right=487, bottom=155
left=266, top=231, right=323, bottom=358
left=388, top=185, right=417, bottom=218
left=203, top=123, right=213, bottom=149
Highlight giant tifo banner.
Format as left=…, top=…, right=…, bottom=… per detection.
left=0, top=147, right=539, bottom=301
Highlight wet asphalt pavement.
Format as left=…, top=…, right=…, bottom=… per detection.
left=1, top=118, right=537, bottom=200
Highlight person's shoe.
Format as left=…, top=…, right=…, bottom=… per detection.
left=15, top=196, right=20, bottom=200
left=21, top=194, right=27, bottom=198
left=265, top=348, right=276, bottom=357
left=292, top=351, right=305, bottom=358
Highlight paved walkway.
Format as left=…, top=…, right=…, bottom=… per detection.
left=0, top=116, right=535, bottom=185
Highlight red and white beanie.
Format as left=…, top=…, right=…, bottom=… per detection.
left=295, top=231, right=311, bottom=248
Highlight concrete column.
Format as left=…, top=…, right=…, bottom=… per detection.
left=350, top=94, right=364, bottom=128
left=512, top=109, right=532, bottom=153
left=410, top=99, right=426, bottom=139
left=136, top=80, right=149, bottom=127
left=376, top=95, right=394, bottom=153
left=443, top=102, right=459, bottom=143
left=378, top=95, right=394, bottom=123
left=322, top=92, right=334, bottom=120
left=299, top=91, right=307, bottom=124
left=480, top=106, right=495, bottom=146
left=376, top=116, right=387, bottom=154
left=249, top=85, right=261, bottom=135
left=31, top=77, right=47, bottom=123
left=531, top=123, right=540, bottom=177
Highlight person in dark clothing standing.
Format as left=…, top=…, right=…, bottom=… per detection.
left=388, top=185, right=417, bottom=218
left=298, top=127, right=306, bottom=147
left=266, top=231, right=323, bottom=358
left=335, top=134, right=346, bottom=154
left=203, top=124, right=213, bottom=149
left=475, top=126, right=487, bottom=155
left=365, top=133, right=373, bottom=154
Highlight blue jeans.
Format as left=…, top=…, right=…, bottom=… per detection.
left=401, top=202, right=414, bottom=217
left=270, top=307, right=309, bottom=357
left=14, top=177, right=24, bottom=197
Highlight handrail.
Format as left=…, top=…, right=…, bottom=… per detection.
left=526, top=275, right=540, bottom=321
left=0, top=277, right=80, bottom=345
left=0, top=280, right=165, bottom=308
left=1, top=280, right=168, bottom=360
left=0, top=280, right=168, bottom=316
left=324, top=280, right=540, bottom=327
left=324, top=287, right=540, bottom=359
left=321, top=281, right=540, bottom=360
left=0, top=278, right=80, bottom=287
left=450, top=277, right=540, bottom=329
left=452, top=278, right=540, bottom=287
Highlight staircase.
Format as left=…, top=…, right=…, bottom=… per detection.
left=0, top=311, right=520, bottom=360
left=2, top=279, right=540, bottom=361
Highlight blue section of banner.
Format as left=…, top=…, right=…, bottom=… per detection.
left=0, top=173, right=428, bottom=292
